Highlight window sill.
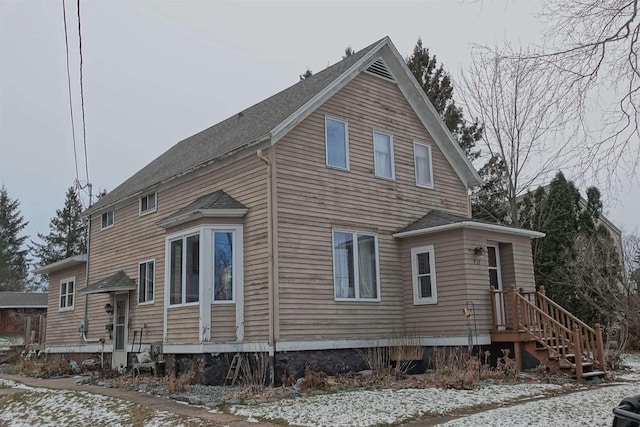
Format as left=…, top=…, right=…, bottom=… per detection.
left=334, top=298, right=381, bottom=303
left=58, top=307, right=75, bottom=312
left=137, top=301, right=155, bottom=306
left=212, top=300, right=235, bottom=305
left=139, top=208, right=157, bottom=217
left=167, top=302, right=200, bottom=308
left=100, top=224, right=114, bottom=231
left=413, top=299, right=437, bottom=305
left=415, top=183, right=434, bottom=189
left=375, top=174, right=396, bottom=182
left=326, top=164, right=350, bottom=172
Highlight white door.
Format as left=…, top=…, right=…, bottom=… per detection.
left=112, top=293, right=129, bottom=369
left=488, top=244, right=505, bottom=330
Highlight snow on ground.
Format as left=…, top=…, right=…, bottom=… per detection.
left=230, top=354, right=640, bottom=426
left=0, top=334, right=23, bottom=351
left=443, top=383, right=638, bottom=426
left=0, top=379, right=208, bottom=427
left=230, top=383, right=571, bottom=426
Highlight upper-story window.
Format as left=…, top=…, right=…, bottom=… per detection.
left=373, top=130, right=395, bottom=179
left=140, top=192, right=157, bottom=215
left=332, top=229, right=380, bottom=301
left=59, top=277, right=75, bottom=311
left=101, top=210, right=114, bottom=229
left=138, top=259, right=155, bottom=304
left=414, top=141, right=434, bottom=188
left=325, top=116, right=349, bottom=170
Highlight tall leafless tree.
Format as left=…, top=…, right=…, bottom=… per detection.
left=538, top=0, right=640, bottom=176
left=460, top=46, right=576, bottom=226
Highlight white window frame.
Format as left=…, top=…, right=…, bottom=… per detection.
left=332, top=228, right=381, bottom=302
left=411, top=245, right=437, bottom=305
left=139, top=192, right=157, bottom=216
left=413, top=141, right=434, bottom=189
left=101, top=210, right=114, bottom=230
left=325, top=116, right=350, bottom=171
left=167, top=232, right=201, bottom=307
left=59, top=276, right=75, bottom=311
left=373, top=129, right=395, bottom=180
left=212, top=228, right=241, bottom=304
left=165, top=225, right=243, bottom=308
left=138, top=259, right=155, bottom=305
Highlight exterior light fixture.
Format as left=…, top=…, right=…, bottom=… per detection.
left=104, top=303, right=113, bottom=314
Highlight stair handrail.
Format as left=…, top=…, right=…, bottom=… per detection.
left=536, top=287, right=596, bottom=334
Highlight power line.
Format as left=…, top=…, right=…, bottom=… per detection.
left=76, top=0, right=90, bottom=191
left=61, top=0, right=80, bottom=185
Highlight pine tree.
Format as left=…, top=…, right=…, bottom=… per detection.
left=0, top=186, right=29, bottom=291
left=406, top=38, right=482, bottom=159
left=31, top=186, right=87, bottom=269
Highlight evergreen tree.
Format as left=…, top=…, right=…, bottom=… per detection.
left=519, top=172, right=624, bottom=326
left=406, top=38, right=482, bottom=159
left=0, top=186, right=29, bottom=291
left=472, top=156, right=509, bottom=222
left=31, top=186, right=87, bottom=269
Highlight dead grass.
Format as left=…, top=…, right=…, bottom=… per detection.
left=429, top=348, right=513, bottom=390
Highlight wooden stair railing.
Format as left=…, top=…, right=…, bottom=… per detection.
left=491, top=284, right=606, bottom=381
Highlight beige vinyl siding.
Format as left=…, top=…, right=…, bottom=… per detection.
left=166, top=306, right=200, bottom=343
left=402, top=229, right=471, bottom=337
left=275, top=72, right=470, bottom=341
left=211, top=305, right=236, bottom=342
left=46, top=265, right=111, bottom=345
left=79, top=153, right=268, bottom=349
left=460, top=228, right=536, bottom=334
left=400, top=228, right=537, bottom=337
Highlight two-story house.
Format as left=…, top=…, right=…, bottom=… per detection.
left=37, top=37, right=606, bottom=382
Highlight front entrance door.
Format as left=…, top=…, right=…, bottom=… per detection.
left=487, top=244, right=505, bottom=329
left=112, top=293, right=129, bottom=369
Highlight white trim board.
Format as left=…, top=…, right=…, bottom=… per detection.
left=275, top=336, right=491, bottom=352
left=45, top=343, right=151, bottom=354
left=163, top=342, right=271, bottom=354
left=393, top=221, right=545, bottom=239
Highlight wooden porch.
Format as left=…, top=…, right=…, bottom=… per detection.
left=490, top=284, right=606, bottom=381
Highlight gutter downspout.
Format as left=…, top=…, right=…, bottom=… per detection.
left=257, top=149, right=276, bottom=385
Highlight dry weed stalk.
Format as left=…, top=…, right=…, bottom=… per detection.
left=237, top=352, right=269, bottom=386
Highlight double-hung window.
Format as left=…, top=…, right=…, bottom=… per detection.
left=101, top=210, right=114, bottom=229
left=332, top=229, right=380, bottom=301
left=414, top=141, right=434, bottom=188
left=373, top=130, right=395, bottom=179
left=138, top=260, right=155, bottom=304
left=411, top=245, right=437, bottom=304
left=169, top=234, right=200, bottom=305
left=213, top=231, right=234, bottom=302
left=140, top=192, right=157, bottom=215
left=59, top=277, right=75, bottom=311
left=325, top=116, right=349, bottom=169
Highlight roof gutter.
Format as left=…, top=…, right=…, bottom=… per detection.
left=393, top=221, right=546, bottom=239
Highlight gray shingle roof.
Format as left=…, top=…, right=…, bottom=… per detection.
left=86, top=39, right=384, bottom=215
left=80, top=270, right=136, bottom=295
left=0, top=292, right=48, bottom=308
left=397, top=210, right=495, bottom=234
left=161, top=190, right=247, bottom=224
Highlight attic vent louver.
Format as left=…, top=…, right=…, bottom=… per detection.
left=365, top=58, right=395, bottom=82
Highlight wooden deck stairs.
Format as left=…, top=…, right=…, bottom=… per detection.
left=491, top=285, right=606, bottom=382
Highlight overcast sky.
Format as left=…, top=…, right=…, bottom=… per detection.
left=1, top=0, right=638, bottom=249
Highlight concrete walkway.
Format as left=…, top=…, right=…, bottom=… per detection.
left=0, top=373, right=276, bottom=426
